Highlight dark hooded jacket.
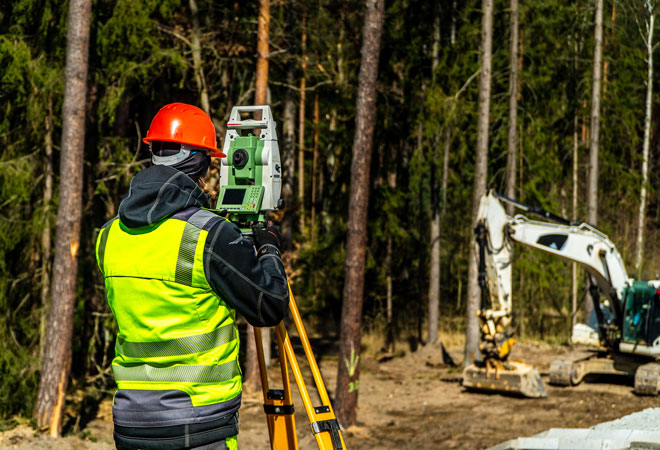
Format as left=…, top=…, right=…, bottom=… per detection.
left=104, top=164, right=289, bottom=449
left=117, top=164, right=289, bottom=326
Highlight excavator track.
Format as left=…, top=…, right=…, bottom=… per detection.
left=548, top=350, right=597, bottom=386
left=548, top=359, right=574, bottom=386
left=549, top=350, right=660, bottom=395
left=634, top=363, right=660, bottom=395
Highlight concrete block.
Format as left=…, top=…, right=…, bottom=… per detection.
left=557, top=438, right=603, bottom=449
left=516, top=437, right=559, bottom=449
left=601, top=439, right=632, bottom=450
left=544, top=429, right=591, bottom=439
left=587, top=430, right=633, bottom=441
left=629, top=431, right=660, bottom=443
left=489, top=409, right=660, bottom=450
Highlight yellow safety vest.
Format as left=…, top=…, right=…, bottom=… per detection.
left=96, top=208, right=241, bottom=409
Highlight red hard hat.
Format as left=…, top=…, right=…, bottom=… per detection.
left=143, top=103, right=225, bottom=158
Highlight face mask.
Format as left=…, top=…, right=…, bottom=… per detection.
left=171, top=150, right=211, bottom=182
left=150, top=141, right=210, bottom=182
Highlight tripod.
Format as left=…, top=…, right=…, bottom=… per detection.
left=253, top=283, right=346, bottom=450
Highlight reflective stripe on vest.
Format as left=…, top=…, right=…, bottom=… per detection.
left=116, top=323, right=236, bottom=358
left=96, top=218, right=116, bottom=273
left=175, top=209, right=218, bottom=286
left=113, top=360, right=241, bottom=383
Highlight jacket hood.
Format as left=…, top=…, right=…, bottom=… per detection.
left=118, top=165, right=210, bottom=228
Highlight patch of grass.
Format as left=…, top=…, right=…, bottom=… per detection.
left=436, top=330, right=465, bottom=349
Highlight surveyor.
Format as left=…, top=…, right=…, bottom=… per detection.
left=95, top=103, right=289, bottom=450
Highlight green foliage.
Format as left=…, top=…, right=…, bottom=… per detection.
left=0, top=0, right=66, bottom=419
left=94, top=0, right=186, bottom=126
left=2, top=0, right=660, bottom=427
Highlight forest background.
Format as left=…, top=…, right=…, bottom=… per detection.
left=1, top=0, right=659, bottom=435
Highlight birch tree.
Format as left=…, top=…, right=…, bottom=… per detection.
left=465, top=0, right=494, bottom=367
left=33, top=0, right=92, bottom=436
left=635, top=0, right=656, bottom=275
left=336, top=0, right=385, bottom=427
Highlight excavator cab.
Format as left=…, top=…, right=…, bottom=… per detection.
left=622, top=282, right=660, bottom=346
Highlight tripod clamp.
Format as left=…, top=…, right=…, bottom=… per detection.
left=263, top=389, right=295, bottom=415
left=311, top=418, right=344, bottom=449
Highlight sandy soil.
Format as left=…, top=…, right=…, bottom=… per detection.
left=3, top=341, right=660, bottom=450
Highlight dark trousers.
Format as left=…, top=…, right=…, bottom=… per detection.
left=117, top=439, right=229, bottom=450
left=114, top=413, right=238, bottom=450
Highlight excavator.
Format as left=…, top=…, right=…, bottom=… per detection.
left=462, top=191, right=660, bottom=397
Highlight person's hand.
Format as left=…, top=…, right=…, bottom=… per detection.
left=252, top=222, right=283, bottom=257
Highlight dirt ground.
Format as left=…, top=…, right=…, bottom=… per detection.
left=3, top=341, right=660, bottom=450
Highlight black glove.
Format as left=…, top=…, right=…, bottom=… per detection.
left=252, top=222, right=283, bottom=258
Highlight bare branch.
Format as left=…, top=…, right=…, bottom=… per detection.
left=269, top=79, right=333, bottom=92
left=156, top=23, right=192, bottom=48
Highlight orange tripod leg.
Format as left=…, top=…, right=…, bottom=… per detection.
left=254, top=327, right=298, bottom=450
left=255, top=282, right=347, bottom=450
left=276, top=284, right=347, bottom=449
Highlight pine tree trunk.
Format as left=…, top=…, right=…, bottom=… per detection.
left=40, top=98, right=55, bottom=361
left=190, top=0, right=210, bottom=114
left=281, top=1, right=296, bottom=252
left=33, top=0, right=91, bottom=436
left=254, top=0, right=269, bottom=112
left=505, top=0, right=519, bottom=213
left=586, top=0, right=604, bottom=322
left=298, top=13, right=307, bottom=239
left=465, top=0, right=493, bottom=368
left=572, top=110, right=579, bottom=329
left=427, top=133, right=440, bottom=348
left=244, top=0, right=271, bottom=391
left=337, top=12, right=346, bottom=87
left=451, top=0, right=457, bottom=45
left=385, top=157, right=397, bottom=352
left=427, top=207, right=440, bottom=345
left=311, top=92, right=319, bottom=245
left=441, top=128, right=450, bottom=218
left=282, top=72, right=296, bottom=251
left=385, top=233, right=394, bottom=353
left=602, top=4, right=616, bottom=95
left=572, top=2, right=580, bottom=330
left=437, top=128, right=452, bottom=349
left=426, top=3, right=441, bottom=347
left=518, top=27, right=524, bottom=200
left=335, top=0, right=384, bottom=427
left=635, top=0, right=654, bottom=275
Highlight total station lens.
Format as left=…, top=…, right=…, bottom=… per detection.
left=233, top=149, right=249, bottom=169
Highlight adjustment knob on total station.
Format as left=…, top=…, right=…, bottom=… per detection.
left=233, top=149, right=249, bottom=168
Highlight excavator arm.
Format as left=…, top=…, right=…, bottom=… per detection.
left=476, top=191, right=631, bottom=358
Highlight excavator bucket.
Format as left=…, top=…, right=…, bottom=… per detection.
left=462, top=360, right=547, bottom=398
